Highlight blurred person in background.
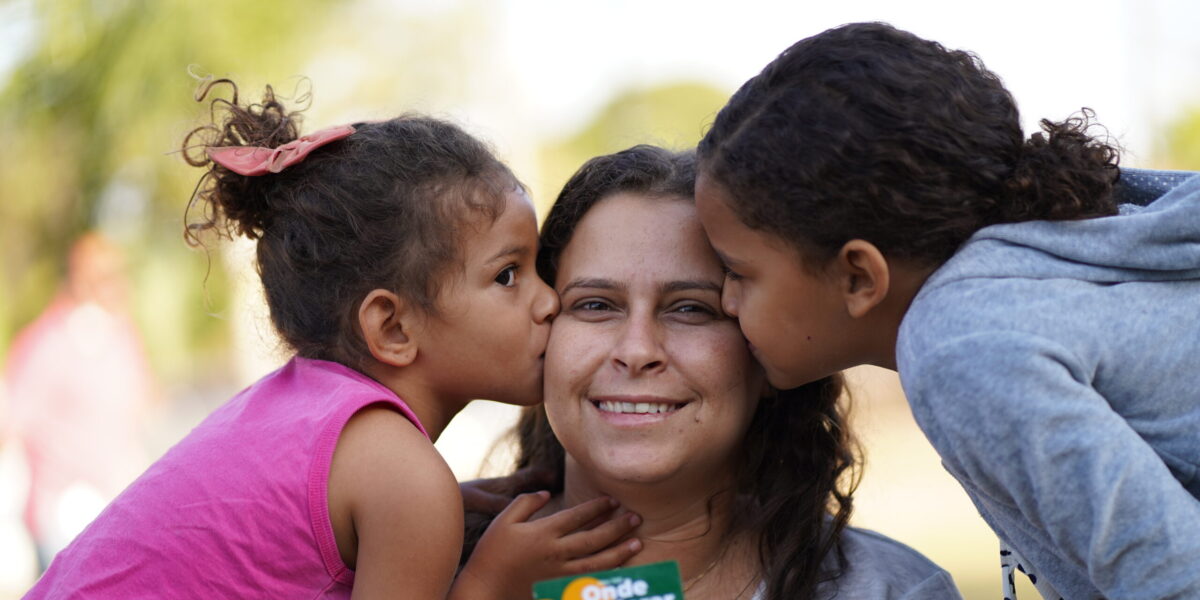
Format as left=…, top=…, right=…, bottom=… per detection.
left=3, top=232, right=155, bottom=571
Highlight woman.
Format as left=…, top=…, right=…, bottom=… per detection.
left=464, top=146, right=962, bottom=599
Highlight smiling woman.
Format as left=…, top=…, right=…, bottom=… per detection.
left=462, top=145, right=964, bottom=600
left=545, top=193, right=760, bottom=492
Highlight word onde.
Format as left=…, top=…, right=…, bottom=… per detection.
left=533, top=561, right=684, bottom=600
left=567, top=576, right=675, bottom=600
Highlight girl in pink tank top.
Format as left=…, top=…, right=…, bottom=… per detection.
left=25, top=79, right=641, bottom=599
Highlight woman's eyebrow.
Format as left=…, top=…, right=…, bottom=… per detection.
left=661, top=280, right=722, bottom=294
left=559, top=277, right=625, bottom=295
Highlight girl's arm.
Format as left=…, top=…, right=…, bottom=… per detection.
left=905, top=332, right=1200, bottom=598
left=329, top=406, right=464, bottom=599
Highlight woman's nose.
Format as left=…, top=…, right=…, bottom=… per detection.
left=611, top=313, right=666, bottom=375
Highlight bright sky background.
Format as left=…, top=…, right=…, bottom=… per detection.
left=489, top=0, right=1200, bottom=164
left=4, top=0, right=1198, bottom=163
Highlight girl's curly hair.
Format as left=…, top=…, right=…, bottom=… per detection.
left=699, top=22, right=1120, bottom=268
left=181, top=78, right=519, bottom=367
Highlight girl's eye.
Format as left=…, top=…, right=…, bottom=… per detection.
left=494, top=265, right=517, bottom=287
left=723, top=266, right=744, bottom=282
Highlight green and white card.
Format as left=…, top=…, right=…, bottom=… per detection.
left=532, top=560, right=685, bottom=600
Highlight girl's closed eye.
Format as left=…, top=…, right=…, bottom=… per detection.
left=722, top=265, right=744, bottom=282
left=494, top=265, right=518, bottom=287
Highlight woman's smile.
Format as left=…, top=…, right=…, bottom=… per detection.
left=589, top=394, right=691, bottom=425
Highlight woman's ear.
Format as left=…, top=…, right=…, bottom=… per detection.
left=358, top=289, right=419, bottom=367
left=834, top=239, right=891, bottom=319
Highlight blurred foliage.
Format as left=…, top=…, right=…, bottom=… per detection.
left=0, top=0, right=730, bottom=389
left=537, top=82, right=729, bottom=211
left=0, top=0, right=338, bottom=378
left=1162, top=106, right=1200, bottom=170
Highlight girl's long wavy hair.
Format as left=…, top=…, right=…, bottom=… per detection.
left=699, top=22, right=1120, bottom=269
left=463, top=145, right=860, bottom=600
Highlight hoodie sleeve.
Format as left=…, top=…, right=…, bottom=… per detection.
left=904, top=331, right=1200, bottom=600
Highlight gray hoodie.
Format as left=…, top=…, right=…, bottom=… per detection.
left=896, top=169, right=1200, bottom=599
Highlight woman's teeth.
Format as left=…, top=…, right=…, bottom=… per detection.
left=596, top=401, right=681, bottom=414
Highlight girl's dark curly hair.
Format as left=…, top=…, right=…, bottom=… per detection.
left=181, top=79, right=519, bottom=368
left=698, top=22, right=1121, bottom=268
left=463, top=145, right=859, bottom=600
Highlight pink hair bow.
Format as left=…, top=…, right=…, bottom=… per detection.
left=206, top=124, right=356, bottom=176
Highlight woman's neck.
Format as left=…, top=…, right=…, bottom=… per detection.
left=556, top=458, right=759, bottom=599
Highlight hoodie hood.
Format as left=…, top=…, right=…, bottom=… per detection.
left=921, top=168, right=1200, bottom=291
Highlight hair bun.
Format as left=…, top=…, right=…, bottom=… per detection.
left=1002, top=109, right=1120, bottom=223
left=182, top=78, right=303, bottom=243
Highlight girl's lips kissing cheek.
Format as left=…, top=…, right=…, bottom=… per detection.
left=589, top=395, right=690, bottom=426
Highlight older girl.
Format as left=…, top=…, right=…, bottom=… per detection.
left=696, top=22, right=1200, bottom=599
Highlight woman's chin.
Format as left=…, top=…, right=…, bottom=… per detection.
left=587, top=461, right=684, bottom=486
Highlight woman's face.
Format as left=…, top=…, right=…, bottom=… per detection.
left=543, top=193, right=764, bottom=486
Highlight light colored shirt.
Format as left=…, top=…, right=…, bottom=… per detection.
left=898, top=169, right=1200, bottom=599
left=750, top=526, right=962, bottom=600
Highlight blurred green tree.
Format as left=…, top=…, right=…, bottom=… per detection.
left=1162, top=107, right=1200, bottom=170
left=0, top=0, right=337, bottom=377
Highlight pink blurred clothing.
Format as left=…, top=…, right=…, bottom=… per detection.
left=24, top=356, right=427, bottom=599
left=5, top=295, right=154, bottom=555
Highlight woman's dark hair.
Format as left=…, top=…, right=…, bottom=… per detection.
left=181, top=79, right=518, bottom=367
left=463, top=145, right=859, bottom=600
left=698, top=22, right=1121, bottom=267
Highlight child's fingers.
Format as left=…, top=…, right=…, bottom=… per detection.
left=493, top=490, right=552, bottom=525
left=564, top=538, right=643, bottom=575
left=561, top=512, right=641, bottom=557
left=541, top=496, right=619, bottom=533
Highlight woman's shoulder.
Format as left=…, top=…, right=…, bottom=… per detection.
left=836, top=526, right=946, bottom=573
left=820, top=526, right=963, bottom=600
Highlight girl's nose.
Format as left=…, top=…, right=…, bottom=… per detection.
left=721, top=284, right=740, bottom=317
left=533, top=278, right=560, bottom=324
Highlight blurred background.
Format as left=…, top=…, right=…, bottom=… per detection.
left=1, top=0, right=1198, bottom=597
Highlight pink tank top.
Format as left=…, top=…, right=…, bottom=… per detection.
left=25, top=357, right=427, bottom=599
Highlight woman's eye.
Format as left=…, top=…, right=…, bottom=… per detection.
left=494, top=265, right=517, bottom=287
left=575, top=300, right=612, bottom=312
left=671, top=303, right=718, bottom=321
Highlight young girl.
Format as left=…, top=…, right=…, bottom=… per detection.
left=25, top=80, right=640, bottom=598
left=694, top=22, right=1200, bottom=600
